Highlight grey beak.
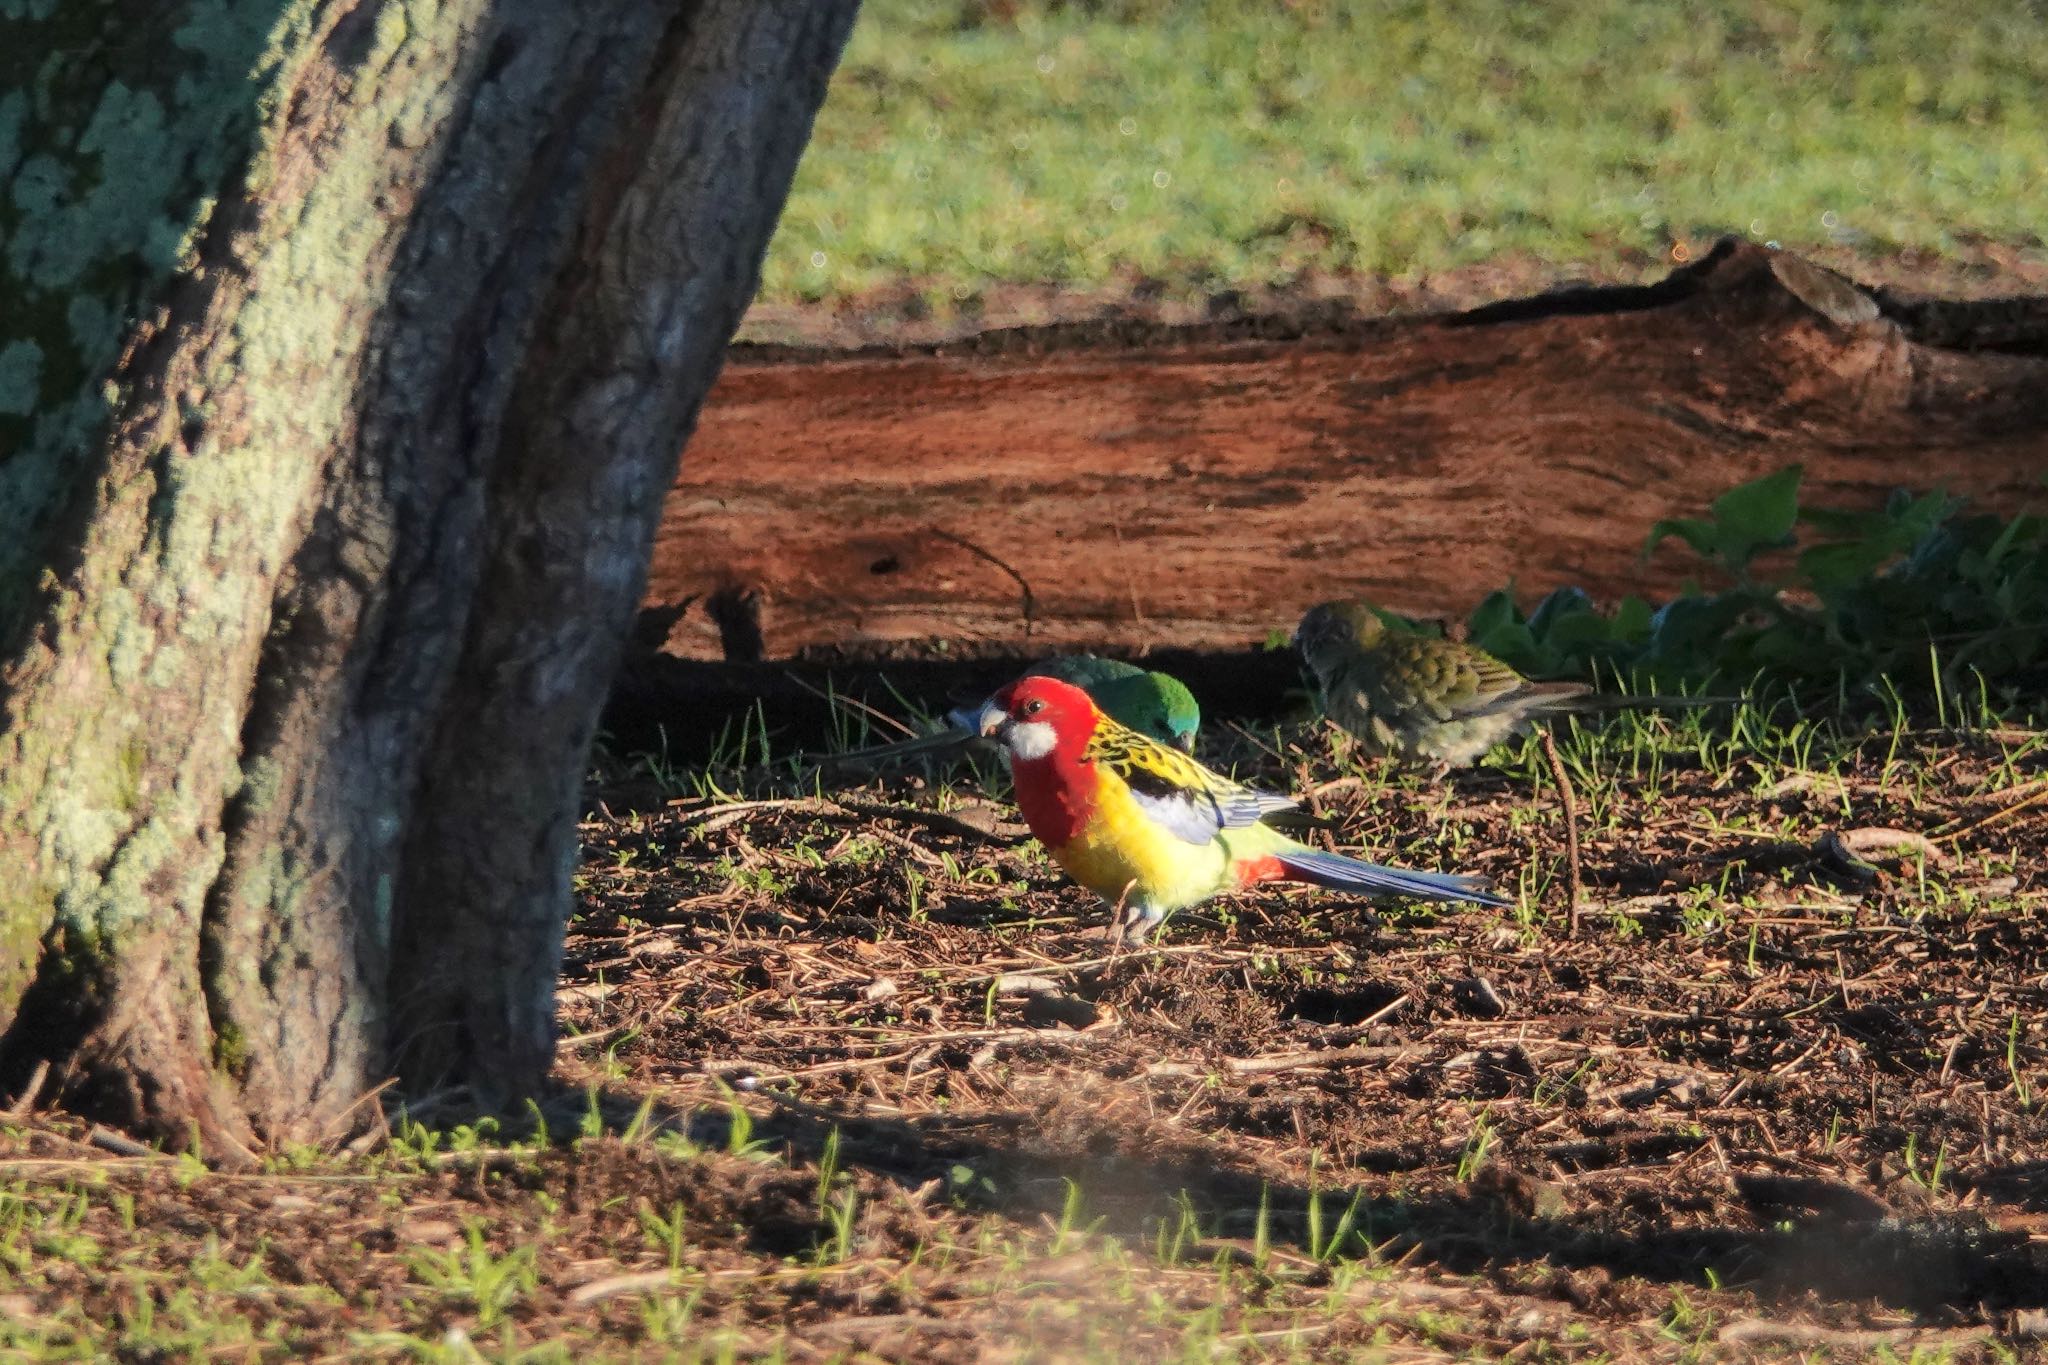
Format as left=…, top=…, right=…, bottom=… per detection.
left=975, top=703, right=1008, bottom=739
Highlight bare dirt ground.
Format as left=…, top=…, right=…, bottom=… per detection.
left=4, top=718, right=2043, bottom=1360
left=552, top=720, right=2048, bottom=1359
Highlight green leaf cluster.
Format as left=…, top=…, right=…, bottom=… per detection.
left=1465, top=466, right=2047, bottom=710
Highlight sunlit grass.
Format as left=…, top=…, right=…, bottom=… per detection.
left=761, top=0, right=2048, bottom=314
left=0, top=1123, right=1530, bottom=1362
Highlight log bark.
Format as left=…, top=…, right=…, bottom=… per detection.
left=648, top=241, right=2048, bottom=662
left=0, top=0, right=857, bottom=1149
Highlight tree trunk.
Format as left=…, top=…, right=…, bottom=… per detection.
left=0, top=0, right=858, bottom=1153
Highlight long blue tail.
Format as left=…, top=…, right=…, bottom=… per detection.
left=1275, top=849, right=1510, bottom=908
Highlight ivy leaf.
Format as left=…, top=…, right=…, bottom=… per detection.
left=1798, top=506, right=1877, bottom=537
left=1798, top=540, right=1893, bottom=592
left=1467, top=588, right=1542, bottom=670
left=1610, top=596, right=1656, bottom=641
left=1527, top=586, right=1595, bottom=637
left=1465, top=588, right=1522, bottom=642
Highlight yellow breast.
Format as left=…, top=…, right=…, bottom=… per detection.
left=1047, top=768, right=1231, bottom=914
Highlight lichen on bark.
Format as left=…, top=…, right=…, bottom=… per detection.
left=0, top=0, right=491, bottom=1137
left=1, top=0, right=859, bottom=1146
left=0, top=2, right=315, bottom=612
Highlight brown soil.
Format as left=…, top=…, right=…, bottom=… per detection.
left=652, top=239, right=2048, bottom=668
left=8, top=723, right=2041, bottom=1359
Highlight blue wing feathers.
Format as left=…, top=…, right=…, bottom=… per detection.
left=1274, top=849, right=1510, bottom=908
left=1121, top=768, right=1302, bottom=847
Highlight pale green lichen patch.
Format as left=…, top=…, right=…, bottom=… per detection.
left=0, top=0, right=484, bottom=1037
left=235, top=754, right=283, bottom=816
left=6, top=155, right=67, bottom=224
left=0, top=875, right=59, bottom=1036
left=0, top=1, right=315, bottom=609
left=0, top=90, right=29, bottom=179
left=64, top=293, right=121, bottom=375
left=7, top=83, right=184, bottom=289
left=210, top=1019, right=248, bottom=1078
left=114, top=738, right=147, bottom=812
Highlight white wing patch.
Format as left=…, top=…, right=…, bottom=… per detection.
left=1125, top=782, right=1225, bottom=846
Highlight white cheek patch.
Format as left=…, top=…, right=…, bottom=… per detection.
left=1005, top=719, right=1058, bottom=761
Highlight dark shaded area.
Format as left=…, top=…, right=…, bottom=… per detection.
left=715, top=1096, right=2048, bottom=1319
left=704, top=585, right=767, bottom=663
left=1446, top=236, right=1752, bottom=327
left=603, top=639, right=1303, bottom=763
left=727, top=294, right=1407, bottom=366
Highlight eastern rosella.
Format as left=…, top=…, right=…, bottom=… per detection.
left=829, top=655, right=1200, bottom=768
left=976, top=675, right=1508, bottom=942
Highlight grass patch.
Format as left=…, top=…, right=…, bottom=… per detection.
left=761, top=0, right=2048, bottom=319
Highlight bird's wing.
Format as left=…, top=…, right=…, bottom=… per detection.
left=1082, top=719, right=1294, bottom=846
left=930, top=656, right=1149, bottom=732
left=1374, top=636, right=1549, bottom=721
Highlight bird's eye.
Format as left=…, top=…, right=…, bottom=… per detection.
left=1023, top=699, right=1046, bottom=715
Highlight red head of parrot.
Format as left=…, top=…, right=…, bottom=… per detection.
left=976, top=675, right=1107, bottom=849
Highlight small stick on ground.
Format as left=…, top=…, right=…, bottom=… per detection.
left=5, top=1059, right=48, bottom=1119
left=1539, top=726, right=1583, bottom=935
left=86, top=1126, right=159, bottom=1159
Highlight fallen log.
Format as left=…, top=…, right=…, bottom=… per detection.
left=610, top=239, right=2048, bottom=758
left=651, top=239, right=2048, bottom=663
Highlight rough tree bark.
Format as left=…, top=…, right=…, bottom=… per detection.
left=0, top=0, right=859, bottom=1154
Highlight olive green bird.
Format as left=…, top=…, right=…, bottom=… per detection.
left=826, top=655, right=1201, bottom=767
left=1293, top=600, right=1711, bottom=772
left=1295, top=598, right=1720, bottom=933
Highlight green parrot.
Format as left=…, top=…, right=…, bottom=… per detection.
left=1025, top=657, right=1201, bottom=752
left=826, top=655, right=1201, bottom=767
left=1293, top=599, right=1712, bottom=771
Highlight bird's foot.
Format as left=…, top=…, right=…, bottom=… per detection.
left=1113, top=903, right=1165, bottom=947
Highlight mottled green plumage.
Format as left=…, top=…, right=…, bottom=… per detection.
left=1293, top=600, right=1600, bottom=769
left=1021, top=655, right=1150, bottom=693
left=826, top=654, right=1201, bottom=767
left=1293, top=598, right=1725, bottom=932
